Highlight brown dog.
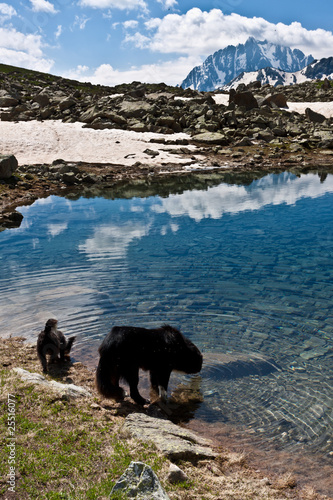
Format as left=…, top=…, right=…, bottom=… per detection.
left=37, top=319, right=76, bottom=373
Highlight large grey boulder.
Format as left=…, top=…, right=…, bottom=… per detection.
left=229, top=89, right=258, bottom=110
left=79, top=105, right=101, bottom=123
left=191, top=131, right=229, bottom=145
left=119, top=100, right=155, bottom=118
left=59, top=97, right=76, bottom=111
left=33, top=93, right=50, bottom=107
left=0, top=155, right=18, bottom=179
left=122, top=413, right=217, bottom=460
left=111, top=461, right=170, bottom=499
left=0, top=90, right=18, bottom=107
left=305, top=107, right=326, bottom=124
left=262, top=93, right=288, bottom=108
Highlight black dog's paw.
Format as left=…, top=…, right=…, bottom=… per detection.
left=134, top=396, right=150, bottom=406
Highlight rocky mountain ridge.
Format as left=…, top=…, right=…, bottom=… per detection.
left=181, top=38, right=315, bottom=92
left=225, top=57, right=333, bottom=89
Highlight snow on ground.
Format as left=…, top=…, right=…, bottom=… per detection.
left=0, top=99, right=332, bottom=166
left=0, top=120, right=195, bottom=166
left=287, top=101, right=333, bottom=117
left=212, top=94, right=229, bottom=106
left=213, top=93, right=333, bottom=117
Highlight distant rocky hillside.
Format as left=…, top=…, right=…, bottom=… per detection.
left=225, top=57, right=333, bottom=89
left=181, top=37, right=314, bottom=92
left=0, top=62, right=333, bottom=158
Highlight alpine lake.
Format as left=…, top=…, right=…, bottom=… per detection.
left=1, top=168, right=332, bottom=491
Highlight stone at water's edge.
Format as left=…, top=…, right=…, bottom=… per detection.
left=13, top=368, right=92, bottom=399
left=0, top=154, right=18, bottom=179
left=122, top=413, right=217, bottom=460
left=111, top=461, right=170, bottom=499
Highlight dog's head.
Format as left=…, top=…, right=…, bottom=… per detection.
left=45, top=318, right=58, bottom=333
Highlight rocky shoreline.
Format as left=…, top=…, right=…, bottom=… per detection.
left=1, top=65, right=333, bottom=229
left=1, top=337, right=330, bottom=499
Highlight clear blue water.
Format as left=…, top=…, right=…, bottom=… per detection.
left=1, top=171, right=333, bottom=459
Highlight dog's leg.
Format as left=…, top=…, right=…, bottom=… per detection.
left=149, top=370, right=159, bottom=398
left=48, top=344, right=60, bottom=364
left=38, top=351, right=48, bottom=373
left=124, top=367, right=149, bottom=406
left=157, top=369, right=171, bottom=403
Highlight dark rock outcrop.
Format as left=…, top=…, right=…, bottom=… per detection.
left=0, top=154, right=18, bottom=179
left=229, top=89, right=258, bottom=110
left=305, top=107, right=326, bottom=124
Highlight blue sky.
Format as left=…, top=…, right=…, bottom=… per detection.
left=1, top=0, right=332, bottom=86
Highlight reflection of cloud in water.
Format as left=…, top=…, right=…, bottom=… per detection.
left=35, top=285, right=95, bottom=301
left=152, top=174, right=333, bottom=222
left=47, top=223, right=68, bottom=237
left=79, top=222, right=151, bottom=260
left=0, top=279, right=101, bottom=340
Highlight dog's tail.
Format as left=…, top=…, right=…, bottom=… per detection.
left=65, top=336, right=76, bottom=354
left=95, top=356, right=125, bottom=401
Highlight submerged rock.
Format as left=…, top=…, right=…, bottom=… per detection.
left=202, top=352, right=280, bottom=380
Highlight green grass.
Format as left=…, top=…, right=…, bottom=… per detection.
left=0, top=376, right=167, bottom=499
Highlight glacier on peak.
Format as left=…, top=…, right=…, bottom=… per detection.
left=180, top=37, right=314, bottom=91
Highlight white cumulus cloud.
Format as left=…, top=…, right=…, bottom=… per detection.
left=55, top=25, right=62, bottom=39
left=72, top=15, right=90, bottom=30
left=123, top=20, right=139, bottom=29
left=78, top=0, right=147, bottom=11
left=124, top=31, right=150, bottom=48
left=0, top=3, right=17, bottom=22
left=29, top=0, right=58, bottom=14
left=64, top=54, right=201, bottom=86
left=138, top=8, right=333, bottom=59
left=0, top=27, right=54, bottom=71
left=157, top=0, right=178, bottom=9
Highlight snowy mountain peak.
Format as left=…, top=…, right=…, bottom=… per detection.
left=181, top=38, right=314, bottom=92
left=224, top=57, right=333, bottom=89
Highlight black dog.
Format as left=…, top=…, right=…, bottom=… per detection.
left=96, top=324, right=202, bottom=405
left=37, top=318, right=76, bottom=373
